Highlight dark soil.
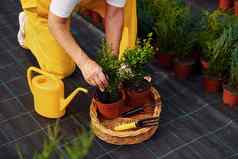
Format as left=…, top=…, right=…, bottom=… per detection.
left=94, top=88, right=122, bottom=104
left=124, top=79, right=151, bottom=93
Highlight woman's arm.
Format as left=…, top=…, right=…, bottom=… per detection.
left=48, top=13, right=108, bottom=90
left=105, top=5, right=124, bottom=56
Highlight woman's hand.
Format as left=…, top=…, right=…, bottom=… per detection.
left=78, top=58, right=108, bottom=91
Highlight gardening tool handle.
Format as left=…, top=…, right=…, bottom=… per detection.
left=27, top=66, right=58, bottom=93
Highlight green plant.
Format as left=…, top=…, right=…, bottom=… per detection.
left=120, top=33, right=155, bottom=82
left=206, top=26, right=236, bottom=78
left=150, top=0, right=190, bottom=53
left=198, top=9, right=233, bottom=60
left=96, top=41, right=121, bottom=103
left=17, top=122, right=93, bottom=159
left=229, top=47, right=238, bottom=88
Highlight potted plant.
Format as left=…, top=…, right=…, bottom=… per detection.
left=219, top=0, right=233, bottom=10
left=94, top=42, right=123, bottom=119
left=198, top=10, right=233, bottom=71
left=150, top=0, right=180, bottom=68
left=120, top=34, right=155, bottom=107
left=173, top=4, right=197, bottom=80
left=203, top=26, right=234, bottom=93
left=223, top=47, right=238, bottom=106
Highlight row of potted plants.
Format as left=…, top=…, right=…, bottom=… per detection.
left=94, top=35, right=155, bottom=119
left=149, top=0, right=238, bottom=106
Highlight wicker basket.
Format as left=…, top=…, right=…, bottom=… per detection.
left=90, top=87, right=162, bottom=145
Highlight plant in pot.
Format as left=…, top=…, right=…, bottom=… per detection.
left=94, top=42, right=123, bottom=119
left=173, top=5, right=198, bottom=80
left=223, top=47, right=238, bottom=106
left=120, top=34, right=155, bottom=107
left=149, top=0, right=180, bottom=68
left=198, top=10, right=233, bottom=71
left=203, top=26, right=234, bottom=93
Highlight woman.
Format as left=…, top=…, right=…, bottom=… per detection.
left=18, top=0, right=137, bottom=91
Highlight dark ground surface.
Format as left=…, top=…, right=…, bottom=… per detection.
left=2, top=0, right=238, bottom=159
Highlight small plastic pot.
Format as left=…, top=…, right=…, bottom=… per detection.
left=156, top=52, right=175, bottom=68
left=174, top=58, right=194, bottom=80
left=202, top=76, right=222, bottom=93
left=223, top=85, right=238, bottom=107
left=235, top=1, right=238, bottom=16
left=219, top=0, right=233, bottom=10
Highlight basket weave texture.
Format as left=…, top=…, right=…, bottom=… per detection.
left=90, top=87, right=162, bottom=145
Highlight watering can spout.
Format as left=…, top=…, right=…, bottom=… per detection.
left=60, top=87, right=88, bottom=111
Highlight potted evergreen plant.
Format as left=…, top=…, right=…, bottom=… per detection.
left=94, top=42, right=123, bottom=119
left=198, top=10, right=230, bottom=71
left=223, top=47, right=238, bottom=106
left=173, top=4, right=197, bottom=80
left=203, top=26, right=234, bottom=93
left=120, top=34, right=155, bottom=107
left=150, top=0, right=180, bottom=68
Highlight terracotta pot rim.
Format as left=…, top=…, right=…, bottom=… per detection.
left=223, top=84, right=238, bottom=95
left=202, top=75, right=223, bottom=81
left=174, top=58, right=195, bottom=65
left=93, top=93, right=124, bottom=105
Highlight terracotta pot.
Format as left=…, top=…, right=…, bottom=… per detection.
left=126, top=87, right=152, bottom=107
left=235, top=1, right=238, bottom=16
left=91, top=12, right=101, bottom=25
left=94, top=97, right=123, bottom=119
left=223, top=85, right=238, bottom=107
left=174, top=58, right=194, bottom=80
left=156, top=52, right=175, bottom=68
left=202, top=76, right=222, bottom=93
left=200, top=58, right=209, bottom=71
left=219, top=0, right=233, bottom=10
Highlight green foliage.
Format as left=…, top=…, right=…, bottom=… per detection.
left=206, top=26, right=236, bottom=78
left=150, top=0, right=189, bottom=53
left=121, top=33, right=155, bottom=81
left=96, top=41, right=121, bottom=101
left=197, top=9, right=234, bottom=59
left=17, top=122, right=93, bottom=159
left=229, top=47, right=238, bottom=88
left=137, top=0, right=154, bottom=38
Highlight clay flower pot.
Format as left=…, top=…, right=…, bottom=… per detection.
left=124, top=80, right=152, bottom=107
left=235, top=1, right=238, bottom=16
left=94, top=98, right=123, bottom=119
left=223, top=85, right=238, bottom=107
left=200, top=58, right=209, bottom=71
left=219, top=0, right=233, bottom=10
left=156, top=52, right=175, bottom=68
left=202, top=76, right=222, bottom=93
left=174, top=58, right=194, bottom=80
left=94, top=90, right=124, bottom=119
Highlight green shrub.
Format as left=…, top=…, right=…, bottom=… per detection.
left=120, top=33, right=155, bottom=81
left=96, top=41, right=121, bottom=103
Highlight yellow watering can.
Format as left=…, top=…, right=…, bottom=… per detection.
left=27, top=67, right=88, bottom=119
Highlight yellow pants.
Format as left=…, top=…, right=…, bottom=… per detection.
left=20, top=0, right=137, bottom=79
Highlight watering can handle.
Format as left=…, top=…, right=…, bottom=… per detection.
left=27, top=67, right=58, bottom=93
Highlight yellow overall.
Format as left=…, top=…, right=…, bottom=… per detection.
left=20, top=0, right=137, bottom=79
